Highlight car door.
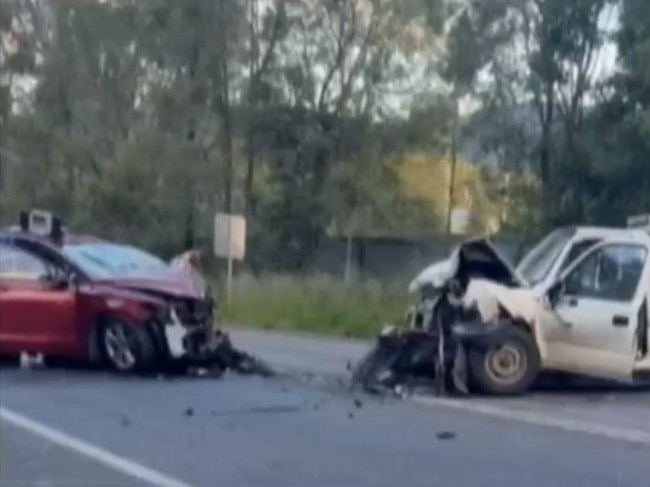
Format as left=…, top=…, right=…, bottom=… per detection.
left=541, top=239, right=650, bottom=381
left=0, top=244, right=78, bottom=356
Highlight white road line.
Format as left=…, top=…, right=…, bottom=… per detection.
left=0, top=406, right=196, bottom=487
left=412, top=395, right=650, bottom=446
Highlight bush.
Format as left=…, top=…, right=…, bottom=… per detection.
left=217, top=273, right=410, bottom=338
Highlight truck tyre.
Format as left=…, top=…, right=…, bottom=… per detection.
left=99, top=318, right=157, bottom=374
left=468, top=327, right=540, bottom=396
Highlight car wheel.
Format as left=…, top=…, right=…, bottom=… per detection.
left=468, top=327, right=540, bottom=396
left=99, top=318, right=157, bottom=374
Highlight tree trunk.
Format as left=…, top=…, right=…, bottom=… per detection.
left=446, top=96, right=459, bottom=235
left=244, top=0, right=259, bottom=219
left=217, top=0, right=233, bottom=214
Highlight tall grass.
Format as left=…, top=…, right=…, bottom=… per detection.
left=217, top=273, right=410, bottom=338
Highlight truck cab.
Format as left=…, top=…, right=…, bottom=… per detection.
left=539, top=229, right=650, bottom=382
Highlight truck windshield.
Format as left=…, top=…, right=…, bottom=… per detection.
left=63, top=243, right=168, bottom=279
left=516, top=228, right=575, bottom=286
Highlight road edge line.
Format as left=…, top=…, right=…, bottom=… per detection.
left=412, top=395, right=650, bottom=446
left=0, top=406, right=196, bottom=487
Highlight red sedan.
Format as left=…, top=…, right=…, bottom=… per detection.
left=0, top=231, right=216, bottom=373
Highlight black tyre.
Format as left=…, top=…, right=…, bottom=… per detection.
left=467, top=327, right=540, bottom=396
left=99, top=318, right=158, bottom=374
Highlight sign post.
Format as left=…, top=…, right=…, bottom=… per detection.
left=214, top=213, right=246, bottom=303
left=449, top=207, right=471, bottom=235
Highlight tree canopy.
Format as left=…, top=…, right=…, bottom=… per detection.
left=1, top=0, right=647, bottom=266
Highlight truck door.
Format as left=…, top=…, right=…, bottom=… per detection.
left=542, top=239, right=649, bottom=381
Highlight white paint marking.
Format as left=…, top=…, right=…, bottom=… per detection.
left=0, top=407, right=196, bottom=487
left=412, top=395, right=650, bottom=446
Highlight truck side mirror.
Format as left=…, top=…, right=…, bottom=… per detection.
left=546, top=280, right=564, bottom=308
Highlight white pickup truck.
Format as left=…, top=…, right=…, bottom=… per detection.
left=408, top=217, right=650, bottom=394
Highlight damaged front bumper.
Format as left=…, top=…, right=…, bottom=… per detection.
left=156, top=306, right=274, bottom=376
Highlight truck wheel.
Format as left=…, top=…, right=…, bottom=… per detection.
left=468, top=327, right=540, bottom=396
left=99, top=318, right=157, bottom=374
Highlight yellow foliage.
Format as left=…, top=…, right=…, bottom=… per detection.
left=398, top=153, right=537, bottom=235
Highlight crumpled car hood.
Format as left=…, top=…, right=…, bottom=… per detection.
left=96, top=268, right=206, bottom=300
left=462, top=278, right=549, bottom=360
left=408, top=238, right=526, bottom=293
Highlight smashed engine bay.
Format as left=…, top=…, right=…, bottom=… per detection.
left=351, top=238, right=543, bottom=397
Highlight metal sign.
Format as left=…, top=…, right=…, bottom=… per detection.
left=213, top=213, right=246, bottom=261
left=450, top=208, right=471, bottom=235
left=214, top=213, right=247, bottom=303
left=627, top=214, right=650, bottom=230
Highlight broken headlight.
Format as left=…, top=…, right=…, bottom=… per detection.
left=149, top=304, right=171, bottom=324
left=172, top=299, right=211, bottom=326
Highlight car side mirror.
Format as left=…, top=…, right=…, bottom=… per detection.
left=68, top=272, right=83, bottom=289
left=42, top=268, right=70, bottom=290
left=546, top=280, right=565, bottom=308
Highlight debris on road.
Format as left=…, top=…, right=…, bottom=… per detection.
left=435, top=431, right=457, bottom=440
left=184, top=407, right=194, bottom=417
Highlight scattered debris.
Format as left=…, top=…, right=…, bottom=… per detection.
left=346, top=361, right=352, bottom=372
left=184, top=407, right=194, bottom=417
left=436, top=431, right=457, bottom=440
left=348, top=412, right=354, bottom=419
left=120, top=416, right=131, bottom=427
left=353, top=398, right=363, bottom=409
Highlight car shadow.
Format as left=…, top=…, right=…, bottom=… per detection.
left=531, top=373, right=650, bottom=395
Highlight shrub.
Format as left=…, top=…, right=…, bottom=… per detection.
left=217, top=273, right=410, bottom=338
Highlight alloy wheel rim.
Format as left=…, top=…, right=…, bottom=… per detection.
left=104, top=323, right=136, bottom=370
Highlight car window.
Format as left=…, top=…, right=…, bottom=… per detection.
left=0, top=244, right=49, bottom=279
left=558, top=238, right=601, bottom=272
left=516, top=228, right=576, bottom=285
left=62, top=243, right=168, bottom=279
left=564, top=244, right=647, bottom=302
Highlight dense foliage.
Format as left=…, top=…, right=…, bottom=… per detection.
left=1, top=0, right=648, bottom=267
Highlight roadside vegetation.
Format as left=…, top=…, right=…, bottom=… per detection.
left=2, top=0, right=649, bottom=336
left=218, top=274, right=409, bottom=338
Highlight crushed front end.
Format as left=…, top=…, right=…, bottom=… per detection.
left=154, top=295, right=274, bottom=377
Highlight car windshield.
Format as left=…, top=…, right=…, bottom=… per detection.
left=515, top=228, right=576, bottom=286
left=63, top=243, right=168, bottom=279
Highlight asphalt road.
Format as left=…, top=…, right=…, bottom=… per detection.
left=0, top=328, right=649, bottom=487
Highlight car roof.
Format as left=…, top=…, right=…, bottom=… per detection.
left=0, top=230, right=59, bottom=249
left=0, top=230, right=107, bottom=247
left=572, top=226, right=646, bottom=239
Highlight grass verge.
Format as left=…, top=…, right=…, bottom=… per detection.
left=217, top=273, right=410, bottom=339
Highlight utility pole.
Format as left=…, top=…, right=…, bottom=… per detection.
left=446, top=94, right=459, bottom=235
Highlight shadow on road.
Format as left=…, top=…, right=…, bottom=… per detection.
left=532, top=373, right=650, bottom=395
